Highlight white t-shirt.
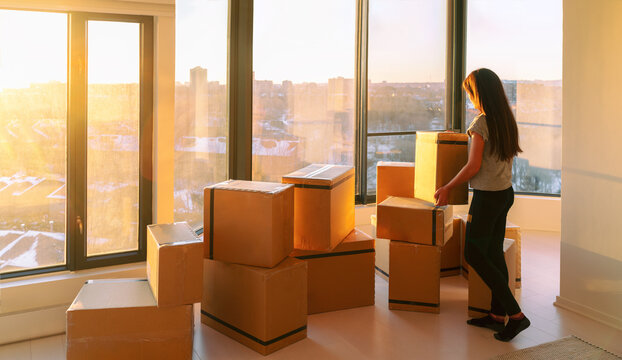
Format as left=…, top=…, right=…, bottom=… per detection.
left=467, top=114, right=513, bottom=191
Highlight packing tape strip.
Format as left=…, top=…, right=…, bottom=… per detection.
left=436, top=140, right=468, bottom=145
left=294, top=248, right=374, bottom=260
left=302, top=164, right=335, bottom=178
left=374, top=266, right=389, bottom=278
left=201, top=310, right=306, bottom=346
left=468, top=306, right=489, bottom=314
left=388, top=299, right=440, bottom=308
left=441, top=266, right=461, bottom=273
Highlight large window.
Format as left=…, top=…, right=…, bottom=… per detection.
left=174, top=0, right=228, bottom=228
left=466, top=0, right=562, bottom=195
left=252, top=0, right=356, bottom=182
left=366, top=0, right=447, bottom=196
left=0, top=10, right=153, bottom=278
left=0, top=10, right=67, bottom=274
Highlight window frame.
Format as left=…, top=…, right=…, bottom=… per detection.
left=0, top=10, right=153, bottom=280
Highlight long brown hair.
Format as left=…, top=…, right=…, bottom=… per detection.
left=463, top=68, right=522, bottom=162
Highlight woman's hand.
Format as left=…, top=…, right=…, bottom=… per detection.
left=434, top=185, right=451, bottom=206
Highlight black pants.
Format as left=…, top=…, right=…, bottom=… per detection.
left=465, top=186, right=521, bottom=316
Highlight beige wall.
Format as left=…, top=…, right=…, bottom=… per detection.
left=556, top=0, right=622, bottom=329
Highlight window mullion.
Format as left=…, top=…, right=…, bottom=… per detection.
left=355, top=0, right=369, bottom=204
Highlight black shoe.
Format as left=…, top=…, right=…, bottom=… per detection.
left=466, top=314, right=505, bottom=332
left=494, top=316, right=531, bottom=342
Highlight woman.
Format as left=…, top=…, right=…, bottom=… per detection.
left=434, top=68, right=530, bottom=342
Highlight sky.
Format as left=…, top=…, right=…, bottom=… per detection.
left=0, top=1, right=563, bottom=90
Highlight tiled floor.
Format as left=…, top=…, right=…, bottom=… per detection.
left=1, top=231, right=621, bottom=359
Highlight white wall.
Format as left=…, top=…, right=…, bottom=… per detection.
left=555, top=0, right=622, bottom=330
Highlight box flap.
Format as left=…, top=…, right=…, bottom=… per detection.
left=376, top=161, right=414, bottom=168
left=282, top=164, right=354, bottom=186
left=147, top=222, right=201, bottom=247
left=291, top=229, right=374, bottom=258
left=69, top=279, right=156, bottom=311
left=378, top=196, right=448, bottom=212
left=207, top=180, right=293, bottom=194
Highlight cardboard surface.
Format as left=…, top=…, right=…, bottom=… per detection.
left=204, top=180, right=294, bottom=268
left=414, top=131, right=468, bottom=205
left=147, top=223, right=203, bottom=307
left=505, top=222, right=522, bottom=288
left=389, top=241, right=441, bottom=313
left=201, top=258, right=307, bottom=355
left=291, top=229, right=375, bottom=314
left=66, top=279, right=194, bottom=360
left=282, top=164, right=355, bottom=251
left=376, top=161, right=415, bottom=205
left=440, top=217, right=463, bottom=277
left=377, top=196, right=453, bottom=246
left=467, top=239, right=516, bottom=317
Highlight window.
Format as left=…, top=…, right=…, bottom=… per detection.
left=0, top=10, right=67, bottom=274
left=366, top=0, right=448, bottom=198
left=0, top=10, right=153, bottom=278
left=174, top=0, right=228, bottom=228
left=252, top=0, right=356, bottom=182
left=466, top=0, right=562, bottom=195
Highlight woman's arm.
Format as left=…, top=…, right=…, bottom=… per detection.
left=434, top=132, right=485, bottom=206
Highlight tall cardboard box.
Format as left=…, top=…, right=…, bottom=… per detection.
left=282, top=164, right=355, bottom=250
left=414, top=131, right=468, bottom=205
left=204, top=180, right=294, bottom=268
left=376, top=161, right=415, bottom=204
left=369, top=214, right=389, bottom=280
left=377, top=196, right=453, bottom=246
left=291, top=229, right=375, bottom=314
left=505, top=222, right=522, bottom=288
left=389, top=241, right=441, bottom=313
left=201, top=258, right=307, bottom=355
left=66, top=279, right=193, bottom=360
left=468, top=239, right=516, bottom=317
left=147, top=222, right=203, bottom=307
left=440, top=217, right=463, bottom=277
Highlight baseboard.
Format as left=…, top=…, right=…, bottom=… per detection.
left=554, top=295, right=622, bottom=331
left=0, top=304, right=67, bottom=345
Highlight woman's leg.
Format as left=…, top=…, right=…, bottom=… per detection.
left=488, top=208, right=511, bottom=317
left=465, top=188, right=521, bottom=317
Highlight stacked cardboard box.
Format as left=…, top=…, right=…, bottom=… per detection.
left=283, top=164, right=375, bottom=314
left=414, top=131, right=469, bottom=205
left=376, top=161, right=415, bottom=204
left=377, top=197, right=453, bottom=313
left=440, top=217, right=463, bottom=277
left=369, top=214, right=389, bottom=280
left=468, top=239, right=516, bottom=317
left=202, top=180, right=307, bottom=355
left=66, top=222, right=202, bottom=359
left=459, top=215, right=522, bottom=289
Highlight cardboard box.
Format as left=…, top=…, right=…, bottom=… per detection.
left=368, top=214, right=389, bottom=280
left=291, top=229, right=375, bottom=314
left=459, top=215, right=469, bottom=279
left=414, top=131, right=468, bottom=205
left=201, top=258, right=307, bottom=355
left=376, top=161, right=415, bottom=204
left=459, top=215, right=521, bottom=288
left=377, top=196, right=453, bottom=246
left=440, top=217, right=463, bottom=277
left=505, top=222, right=522, bottom=289
left=66, top=279, right=193, bottom=360
left=282, top=164, right=355, bottom=251
left=147, top=222, right=203, bottom=307
left=204, top=180, right=294, bottom=268
left=389, top=241, right=441, bottom=313
left=468, top=239, right=516, bottom=317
